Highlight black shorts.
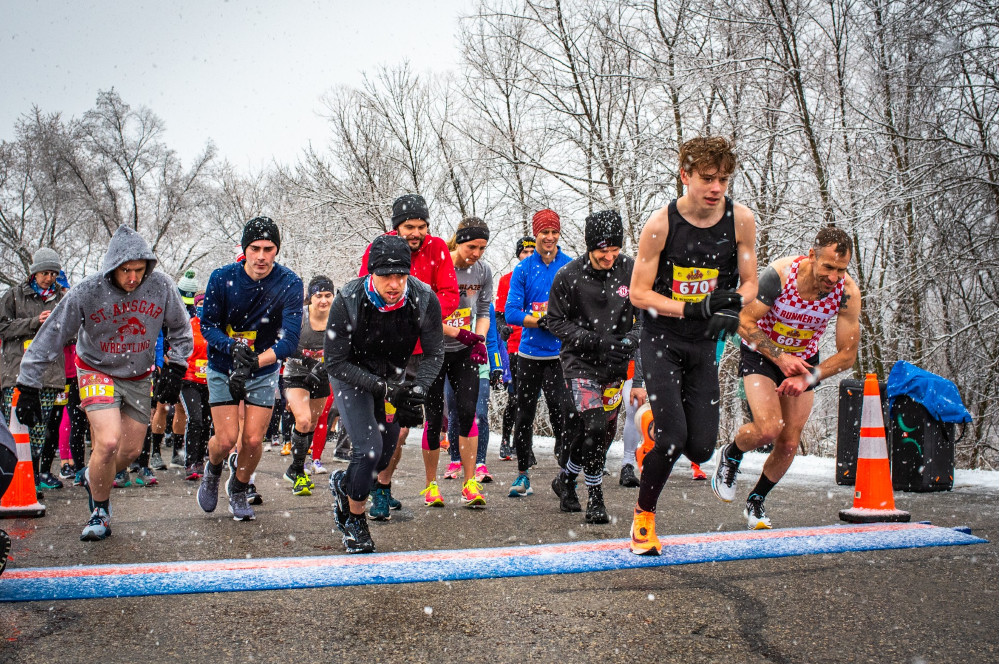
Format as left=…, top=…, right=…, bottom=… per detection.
left=284, top=374, right=332, bottom=399
left=739, top=346, right=820, bottom=391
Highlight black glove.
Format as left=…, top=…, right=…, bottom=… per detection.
left=536, top=315, right=550, bottom=331
left=14, top=384, right=43, bottom=428
left=231, top=342, right=259, bottom=372
left=600, top=336, right=634, bottom=365
left=229, top=365, right=251, bottom=403
left=386, top=381, right=426, bottom=409
left=304, top=361, right=328, bottom=391
left=683, top=289, right=743, bottom=321
left=155, top=362, right=185, bottom=404
left=705, top=310, right=740, bottom=341
left=490, top=369, right=504, bottom=391
left=498, top=324, right=512, bottom=342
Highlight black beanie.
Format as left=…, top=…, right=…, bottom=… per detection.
left=515, top=236, right=536, bottom=258
left=308, top=275, right=335, bottom=297
left=241, top=216, right=281, bottom=253
left=585, top=210, right=624, bottom=252
left=391, top=194, right=430, bottom=230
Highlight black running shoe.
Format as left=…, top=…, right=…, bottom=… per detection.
left=585, top=484, right=609, bottom=524
left=330, top=470, right=350, bottom=535
left=247, top=483, right=263, bottom=505
left=552, top=474, right=582, bottom=512
left=342, top=512, right=375, bottom=554
left=619, top=463, right=640, bottom=488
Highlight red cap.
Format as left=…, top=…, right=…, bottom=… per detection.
left=532, top=209, right=561, bottom=236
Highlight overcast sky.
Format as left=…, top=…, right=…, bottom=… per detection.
left=2, top=0, right=472, bottom=168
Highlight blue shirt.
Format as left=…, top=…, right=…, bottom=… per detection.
left=503, top=247, right=573, bottom=359
left=202, top=261, right=304, bottom=376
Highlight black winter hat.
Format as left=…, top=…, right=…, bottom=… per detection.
left=241, top=216, right=281, bottom=253
left=368, top=235, right=412, bottom=276
left=585, top=210, right=624, bottom=252
left=391, top=194, right=430, bottom=230
left=308, top=275, right=335, bottom=297
left=515, top=236, right=536, bottom=258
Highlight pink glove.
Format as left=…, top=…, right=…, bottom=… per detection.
left=455, top=329, right=484, bottom=347
left=470, top=342, right=488, bottom=365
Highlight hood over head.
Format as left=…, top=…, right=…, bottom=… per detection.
left=101, top=225, right=158, bottom=284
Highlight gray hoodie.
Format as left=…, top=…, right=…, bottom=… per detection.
left=17, top=226, right=193, bottom=388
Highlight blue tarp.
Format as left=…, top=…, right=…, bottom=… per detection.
left=886, top=361, right=972, bottom=423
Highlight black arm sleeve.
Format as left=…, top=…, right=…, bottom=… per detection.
left=756, top=266, right=782, bottom=307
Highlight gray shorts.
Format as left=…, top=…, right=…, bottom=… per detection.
left=206, top=366, right=279, bottom=408
left=76, top=367, right=152, bottom=423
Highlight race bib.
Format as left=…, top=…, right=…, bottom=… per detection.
left=226, top=326, right=257, bottom=350
left=530, top=301, right=548, bottom=318
left=384, top=400, right=396, bottom=423
left=302, top=348, right=324, bottom=363
left=55, top=384, right=70, bottom=406
left=79, top=371, right=115, bottom=408
left=671, top=266, right=719, bottom=303
left=195, top=359, right=208, bottom=380
left=602, top=382, right=625, bottom=412
left=444, top=307, right=472, bottom=331
left=767, top=321, right=815, bottom=352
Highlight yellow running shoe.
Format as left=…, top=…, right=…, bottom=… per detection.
left=630, top=506, right=661, bottom=556
left=420, top=481, right=444, bottom=507
left=292, top=475, right=312, bottom=496
left=462, top=479, right=486, bottom=508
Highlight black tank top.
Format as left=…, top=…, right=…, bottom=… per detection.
left=645, top=197, right=739, bottom=338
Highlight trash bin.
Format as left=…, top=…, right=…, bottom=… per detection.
left=888, top=395, right=955, bottom=492
left=836, top=378, right=889, bottom=486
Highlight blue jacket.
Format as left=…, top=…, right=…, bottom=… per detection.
left=202, top=262, right=304, bottom=377
left=486, top=304, right=511, bottom=382
left=503, top=247, right=573, bottom=359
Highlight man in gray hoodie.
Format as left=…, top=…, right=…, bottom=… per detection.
left=15, top=225, right=193, bottom=542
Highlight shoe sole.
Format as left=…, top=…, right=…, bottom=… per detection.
left=80, top=528, right=111, bottom=542
left=369, top=512, right=391, bottom=521
left=587, top=514, right=610, bottom=524
left=745, top=509, right=772, bottom=530
left=463, top=497, right=486, bottom=508
left=293, top=488, right=312, bottom=496
left=424, top=500, right=444, bottom=507
left=507, top=488, right=533, bottom=497
left=710, top=448, right=736, bottom=503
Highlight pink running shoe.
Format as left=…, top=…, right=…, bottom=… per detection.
left=475, top=463, right=493, bottom=483
left=444, top=461, right=462, bottom=480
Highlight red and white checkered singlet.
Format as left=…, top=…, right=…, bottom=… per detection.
left=751, top=256, right=844, bottom=359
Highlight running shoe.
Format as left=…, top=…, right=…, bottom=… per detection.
left=228, top=488, right=256, bottom=521
left=113, top=470, right=131, bottom=488
left=136, top=467, right=158, bottom=486
left=585, top=484, right=609, bottom=524
left=59, top=462, right=76, bottom=479
left=420, top=481, right=444, bottom=507
left=311, top=459, right=328, bottom=474
left=619, top=463, right=639, bottom=488
left=0, top=528, right=10, bottom=576
left=475, top=463, right=493, bottom=483
left=330, top=470, right=350, bottom=534
left=80, top=507, right=111, bottom=541
left=462, top=479, right=486, bottom=508
left=149, top=452, right=167, bottom=471
left=551, top=473, right=581, bottom=512
left=498, top=439, right=512, bottom=461
left=629, top=506, right=660, bottom=556
left=342, top=512, right=375, bottom=554
left=292, top=475, right=313, bottom=496
left=711, top=445, right=741, bottom=503
left=37, top=472, right=64, bottom=490
left=185, top=464, right=202, bottom=481
left=508, top=473, right=533, bottom=497
left=387, top=487, right=402, bottom=510
left=745, top=494, right=772, bottom=530
left=369, top=485, right=391, bottom=520
left=691, top=463, right=707, bottom=481
left=197, top=463, right=221, bottom=513
left=247, top=483, right=263, bottom=506
left=443, top=461, right=462, bottom=480
left=170, top=448, right=185, bottom=469
left=129, top=461, right=141, bottom=473
left=73, top=467, right=86, bottom=487
left=280, top=442, right=292, bottom=456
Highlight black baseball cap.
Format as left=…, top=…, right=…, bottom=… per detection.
left=369, top=235, right=412, bottom=276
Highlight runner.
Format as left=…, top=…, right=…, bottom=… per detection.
left=15, top=226, right=193, bottom=541
left=358, top=194, right=459, bottom=512
left=196, top=216, right=303, bottom=522
left=503, top=210, right=573, bottom=497
left=180, top=293, right=210, bottom=480
left=713, top=226, right=860, bottom=528
left=628, top=136, right=758, bottom=555
left=282, top=275, right=335, bottom=497
left=495, top=236, right=535, bottom=460
left=546, top=210, right=639, bottom=523
left=416, top=216, right=493, bottom=511
left=0, top=248, right=67, bottom=493
left=327, top=234, right=444, bottom=553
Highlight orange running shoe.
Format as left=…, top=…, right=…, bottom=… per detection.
left=462, top=479, right=486, bottom=508
left=691, top=463, right=707, bottom=481
left=420, top=481, right=444, bottom=507
left=280, top=442, right=292, bottom=456
left=629, top=506, right=661, bottom=556
left=633, top=403, right=655, bottom=473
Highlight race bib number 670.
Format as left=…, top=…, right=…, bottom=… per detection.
left=671, top=266, right=719, bottom=303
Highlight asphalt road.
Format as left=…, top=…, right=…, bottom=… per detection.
left=1, top=442, right=996, bottom=664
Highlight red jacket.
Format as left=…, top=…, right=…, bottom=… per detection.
left=184, top=317, right=208, bottom=384
left=360, top=231, right=458, bottom=354
left=495, top=271, right=522, bottom=357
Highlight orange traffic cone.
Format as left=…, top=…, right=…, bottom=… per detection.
left=839, top=374, right=909, bottom=523
left=634, top=403, right=655, bottom=472
left=0, top=389, right=46, bottom=518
